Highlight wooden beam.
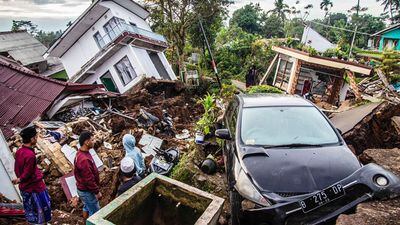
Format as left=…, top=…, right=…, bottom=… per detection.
left=259, top=54, right=279, bottom=85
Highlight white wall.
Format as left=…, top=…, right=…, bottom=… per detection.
left=0, top=130, right=21, bottom=202
left=301, top=26, right=336, bottom=53
left=82, top=45, right=150, bottom=93
left=61, top=1, right=151, bottom=78
left=100, top=1, right=151, bottom=30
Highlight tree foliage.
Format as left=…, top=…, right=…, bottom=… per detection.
left=144, top=0, right=231, bottom=73
left=230, top=3, right=263, bottom=34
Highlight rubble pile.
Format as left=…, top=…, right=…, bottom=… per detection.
left=359, top=74, right=400, bottom=104
left=336, top=148, right=400, bottom=225
left=343, top=102, right=400, bottom=154
left=1, top=78, right=205, bottom=224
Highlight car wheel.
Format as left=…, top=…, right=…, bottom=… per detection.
left=229, top=189, right=242, bottom=225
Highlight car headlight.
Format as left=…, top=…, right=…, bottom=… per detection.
left=374, top=175, right=389, bottom=187
left=234, top=159, right=270, bottom=207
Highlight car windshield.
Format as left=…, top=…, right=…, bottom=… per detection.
left=240, top=106, right=340, bottom=147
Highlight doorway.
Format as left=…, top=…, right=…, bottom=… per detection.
left=148, top=51, right=171, bottom=80
left=100, top=71, right=119, bottom=93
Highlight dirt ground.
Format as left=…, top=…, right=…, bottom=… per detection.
left=336, top=148, right=400, bottom=225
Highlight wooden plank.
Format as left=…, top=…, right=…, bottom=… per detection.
left=259, top=54, right=279, bottom=85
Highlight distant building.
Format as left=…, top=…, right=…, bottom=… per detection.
left=0, top=31, right=48, bottom=73
left=47, top=0, right=176, bottom=94
left=301, top=26, right=336, bottom=53
left=369, top=23, right=400, bottom=51
left=268, top=46, right=372, bottom=104
left=0, top=30, right=67, bottom=79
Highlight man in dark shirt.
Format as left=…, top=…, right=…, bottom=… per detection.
left=117, top=157, right=142, bottom=196
left=74, top=131, right=101, bottom=219
left=13, top=126, right=52, bottom=224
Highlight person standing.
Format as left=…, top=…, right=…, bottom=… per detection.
left=246, top=65, right=257, bottom=88
left=123, top=134, right=146, bottom=177
left=117, top=157, right=142, bottom=196
left=74, top=131, right=101, bottom=219
left=13, top=126, right=52, bottom=224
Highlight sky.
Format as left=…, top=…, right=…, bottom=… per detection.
left=0, top=0, right=385, bottom=32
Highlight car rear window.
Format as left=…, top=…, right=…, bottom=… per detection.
left=240, top=106, right=339, bottom=146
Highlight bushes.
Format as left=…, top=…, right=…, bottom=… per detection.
left=247, top=85, right=283, bottom=94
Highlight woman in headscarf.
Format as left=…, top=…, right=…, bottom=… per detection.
left=123, top=134, right=146, bottom=177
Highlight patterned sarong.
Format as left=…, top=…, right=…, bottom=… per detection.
left=21, top=190, right=52, bottom=224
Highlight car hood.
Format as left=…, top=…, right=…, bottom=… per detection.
left=241, top=145, right=361, bottom=193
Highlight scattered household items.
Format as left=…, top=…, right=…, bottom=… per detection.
left=216, top=94, right=400, bottom=225
left=86, top=173, right=224, bottom=225
left=175, top=129, right=190, bottom=140
left=139, top=133, right=163, bottom=156
left=195, top=131, right=205, bottom=144
left=0, top=202, right=24, bottom=217
left=136, top=109, right=160, bottom=128
left=149, top=147, right=180, bottom=176
left=200, top=155, right=217, bottom=175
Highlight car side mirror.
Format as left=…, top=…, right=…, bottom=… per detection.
left=215, top=129, right=231, bottom=140
left=336, top=128, right=343, bottom=135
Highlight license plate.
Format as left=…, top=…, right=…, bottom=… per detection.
left=299, top=183, right=345, bottom=213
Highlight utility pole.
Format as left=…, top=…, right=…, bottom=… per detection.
left=349, top=25, right=358, bottom=58
left=356, top=0, right=360, bottom=16
left=199, top=19, right=222, bottom=88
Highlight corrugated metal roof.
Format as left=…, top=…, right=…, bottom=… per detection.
left=0, top=31, right=47, bottom=66
left=0, top=56, right=66, bottom=138
left=0, top=56, right=108, bottom=139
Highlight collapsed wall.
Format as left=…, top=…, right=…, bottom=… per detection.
left=343, top=102, right=400, bottom=155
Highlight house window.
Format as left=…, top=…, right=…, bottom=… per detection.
left=93, top=32, right=105, bottom=48
left=114, top=56, right=137, bottom=85
left=104, top=17, right=126, bottom=41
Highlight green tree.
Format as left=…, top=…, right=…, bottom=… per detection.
left=11, top=20, right=38, bottom=34
left=377, top=0, right=400, bottom=23
left=145, top=0, right=231, bottom=74
left=261, top=14, right=285, bottom=38
left=36, top=30, right=62, bottom=48
left=320, top=0, right=333, bottom=18
left=268, top=0, right=290, bottom=22
left=230, top=3, right=263, bottom=34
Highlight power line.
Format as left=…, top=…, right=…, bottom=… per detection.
left=309, top=20, right=376, bottom=37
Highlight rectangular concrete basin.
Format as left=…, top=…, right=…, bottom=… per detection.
left=87, top=173, right=225, bottom=225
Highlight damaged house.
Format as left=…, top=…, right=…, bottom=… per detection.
left=47, top=0, right=176, bottom=94
left=0, top=56, right=108, bottom=139
left=265, top=46, right=372, bottom=104
left=0, top=31, right=66, bottom=78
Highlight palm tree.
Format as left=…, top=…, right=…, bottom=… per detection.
left=320, top=0, right=333, bottom=18
left=377, top=0, right=400, bottom=23
left=268, top=0, right=290, bottom=22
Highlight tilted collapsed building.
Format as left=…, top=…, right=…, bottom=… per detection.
left=47, top=0, right=177, bottom=94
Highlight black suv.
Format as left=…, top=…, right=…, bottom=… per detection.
left=216, top=94, right=400, bottom=225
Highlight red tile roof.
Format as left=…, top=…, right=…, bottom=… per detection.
left=0, top=56, right=106, bottom=139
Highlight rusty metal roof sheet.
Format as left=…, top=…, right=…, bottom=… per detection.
left=0, top=57, right=66, bottom=138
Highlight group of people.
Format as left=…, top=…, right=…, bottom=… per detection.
left=13, top=126, right=146, bottom=224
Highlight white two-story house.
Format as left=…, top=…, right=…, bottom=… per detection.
left=47, top=0, right=176, bottom=93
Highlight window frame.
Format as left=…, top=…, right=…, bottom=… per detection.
left=93, top=32, right=105, bottom=49
left=113, top=56, right=137, bottom=86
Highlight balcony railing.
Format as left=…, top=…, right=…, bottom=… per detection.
left=97, top=22, right=167, bottom=49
